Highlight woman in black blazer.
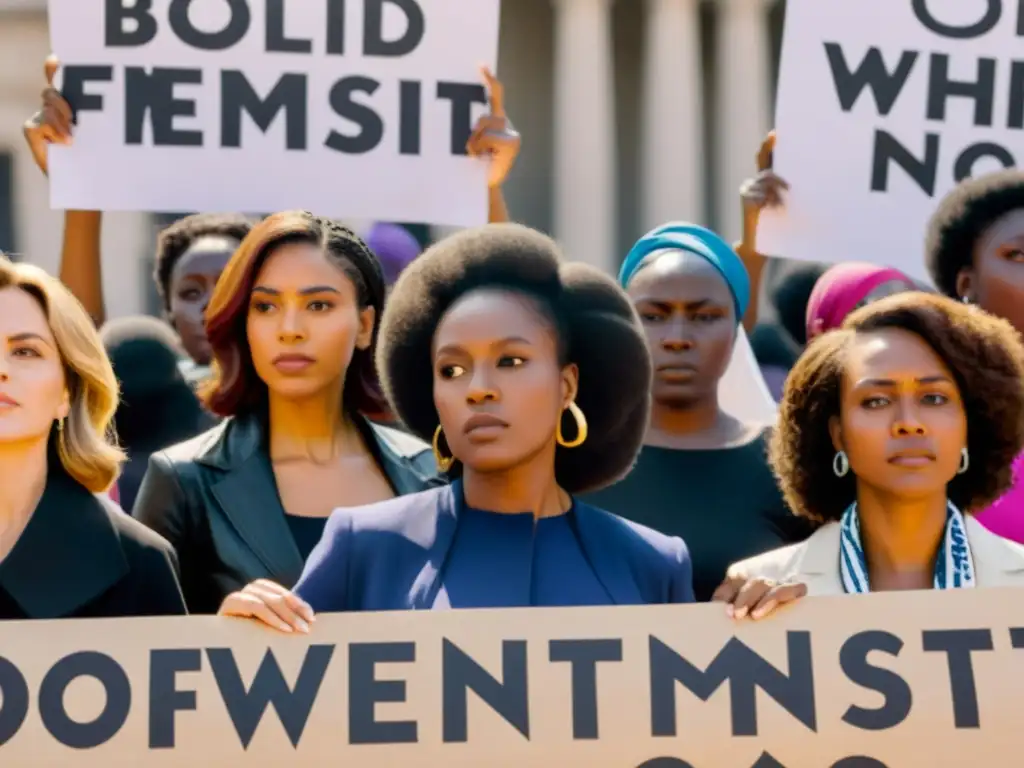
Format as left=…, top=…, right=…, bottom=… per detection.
left=0, top=256, right=185, bottom=619
left=133, top=212, right=441, bottom=614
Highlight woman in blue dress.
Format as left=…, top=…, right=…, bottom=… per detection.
left=218, top=224, right=803, bottom=630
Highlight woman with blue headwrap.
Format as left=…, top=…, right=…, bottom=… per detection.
left=584, top=223, right=812, bottom=601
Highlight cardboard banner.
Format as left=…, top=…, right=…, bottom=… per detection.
left=759, top=0, right=1022, bottom=280
left=1, top=588, right=1023, bottom=766
left=46, top=0, right=500, bottom=227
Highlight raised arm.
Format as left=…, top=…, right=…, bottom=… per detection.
left=467, top=67, right=520, bottom=224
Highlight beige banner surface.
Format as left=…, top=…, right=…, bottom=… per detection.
left=1, top=588, right=1022, bottom=766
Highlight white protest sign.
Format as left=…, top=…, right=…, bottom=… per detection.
left=46, top=0, right=500, bottom=227
left=759, top=0, right=1023, bottom=280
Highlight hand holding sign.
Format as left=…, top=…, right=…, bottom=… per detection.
left=219, top=579, right=316, bottom=634
left=23, top=55, right=74, bottom=177
left=739, top=132, right=790, bottom=213
left=711, top=573, right=808, bottom=620
left=467, top=67, right=521, bottom=189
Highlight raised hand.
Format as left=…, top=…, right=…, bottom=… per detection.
left=466, top=66, right=521, bottom=189
left=23, top=55, right=74, bottom=176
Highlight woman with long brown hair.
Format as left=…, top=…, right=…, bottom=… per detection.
left=132, top=211, right=440, bottom=614
left=0, top=255, right=185, bottom=619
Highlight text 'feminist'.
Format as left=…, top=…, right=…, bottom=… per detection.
left=63, top=0, right=487, bottom=155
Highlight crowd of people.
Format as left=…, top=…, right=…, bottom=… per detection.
left=3, top=57, right=1024, bottom=635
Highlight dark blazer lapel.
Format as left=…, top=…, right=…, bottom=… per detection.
left=574, top=504, right=643, bottom=605
left=0, top=467, right=129, bottom=618
left=203, top=417, right=305, bottom=587
left=362, top=419, right=439, bottom=495
left=408, top=483, right=459, bottom=609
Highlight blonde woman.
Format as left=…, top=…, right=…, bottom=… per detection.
left=0, top=255, right=186, bottom=619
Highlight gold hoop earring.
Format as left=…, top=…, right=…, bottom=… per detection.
left=556, top=401, right=588, bottom=448
left=56, top=417, right=64, bottom=433
left=432, top=425, right=455, bottom=472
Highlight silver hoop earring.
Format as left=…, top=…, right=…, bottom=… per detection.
left=958, top=447, right=969, bottom=475
left=833, top=450, right=850, bottom=478
left=961, top=295, right=972, bottom=304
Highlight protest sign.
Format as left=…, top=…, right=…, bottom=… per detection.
left=0, top=587, right=1021, bottom=766
left=45, top=0, right=500, bottom=227
left=759, top=0, right=1023, bottom=279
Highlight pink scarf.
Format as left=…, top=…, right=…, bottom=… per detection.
left=805, top=262, right=914, bottom=338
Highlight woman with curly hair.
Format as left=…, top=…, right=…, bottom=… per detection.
left=217, top=224, right=802, bottom=628
left=723, top=292, right=1024, bottom=595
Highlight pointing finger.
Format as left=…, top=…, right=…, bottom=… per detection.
left=480, top=66, right=505, bottom=118
left=756, top=130, right=776, bottom=171
left=44, top=54, right=60, bottom=86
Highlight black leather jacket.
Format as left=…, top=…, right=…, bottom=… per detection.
left=132, top=413, right=443, bottom=613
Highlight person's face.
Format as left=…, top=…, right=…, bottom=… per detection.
left=246, top=242, right=374, bottom=403
left=627, top=251, right=736, bottom=407
left=957, top=208, right=1024, bottom=334
left=168, top=235, right=238, bottom=365
left=432, top=289, right=578, bottom=474
left=830, top=328, right=966, bottom=501
left=0, top=287, right=70, bottom=447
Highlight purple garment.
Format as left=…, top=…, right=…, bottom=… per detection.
left=365, top=223, right=422, bottom=285
left=975, top=453, right=1024, bottom=544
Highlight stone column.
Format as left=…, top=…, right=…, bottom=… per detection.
left=552, top=0, right=617, bottom=272
left=714, top=0, right=772, bottom=242
left=640, top=0, right=704, bottom=232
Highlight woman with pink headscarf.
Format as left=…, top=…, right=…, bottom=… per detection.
left=804, top=262, right=918, bottom=339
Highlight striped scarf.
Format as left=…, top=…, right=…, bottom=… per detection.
left=839, top=501, right=975, bottom=593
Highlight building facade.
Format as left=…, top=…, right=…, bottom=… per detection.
left=0, top=0, right=784, bottom=316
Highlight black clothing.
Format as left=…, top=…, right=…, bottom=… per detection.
left=285, top=515, right=329, bottom=562
left=0, top=464, right=186, bottom=619
left=132, top=413, right=443, bottom=614
left=583, top=428, right=812, bottom=601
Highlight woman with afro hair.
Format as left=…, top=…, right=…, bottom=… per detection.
left=925, top=169, right=1024, bottom=544
left=722, top=292, right=1024, bottom=596
left=218, top=224, right=803, bottom=627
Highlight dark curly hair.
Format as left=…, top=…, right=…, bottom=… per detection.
left=154, top=213, right=255, bottom=312
left=925, top=170, right=1024, bottom=298
left=771, top=292, right=1024, bottom=523
left=377, top=223, right=652, bottom=494
left=200, top=211, right=388, bottom=419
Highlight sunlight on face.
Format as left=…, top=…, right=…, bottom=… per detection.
left=245, top=242, right=374, bottom=402
left=0, top=287, right=68, bottom=446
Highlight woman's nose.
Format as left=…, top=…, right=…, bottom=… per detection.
left=277, top=307, right=307, bottom=342
left=466, top=369, right=498, bottom=403
left=892, top=400, right=927, bottom=436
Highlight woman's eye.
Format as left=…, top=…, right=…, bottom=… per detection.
left=692, top=312, right=721, bottom=323
left=178, top=288, right=201, bottom=302
left=497, top=356, right=525, bottom=368
left=308, top=300, right=334, bottom=312
left=862, top=396, right=889, bottom=409
left=440, top=364, right=466, bottom=379
left=251, top=302, right=274, bottom=314
left=1006, top=248, right=1024, bottom=263
left=640, top=312, right=664, bottom=323
left=11, top=346, right=41, bottom=359
left=922, top=393, right=949, bottom=406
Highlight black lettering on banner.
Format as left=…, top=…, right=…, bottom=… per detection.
left=911, top=0, right=1002, bottom=39
left=124, top=67, right=203, bottom=146
left=105, top=0, right=158, bottom=46
left=38, top=651, right=131, bottom=749
left=635, top=759, right=696, bottom=768
left=437, top=82, right=487, bottom=155
left=221, top=71, right=308, bottom=150
left=1010, top=62, right=1024, bottom=128
left=442, top=639, right=529, bottom=743
left=206, top=645, right=334, bottom=749
left=548, top=638, right=623, bottom=740
left=1009, top=627, right=1024, bottom=648
left=870, top=131, right=939, bottom=194
left=399, top=80, right=422, bottom=155
left=61, top=66, right=114, bottom=119
left=266, top=0, right=312, bottom=53
left=926, top=54, right=996, bottom=126
left=831, top=759, right=889, bottom=767
left=750, top=754, right=788, bottom=768
left=953, top=142, right=1016, bottom=181
left=0, top=657, right=29, bottom=746
left=839, top=631, right=912, bottom=730
left=169, top=0, right=251, bottom=51
left=823, top=44, right=917, bottom=115
left=348, top=642, right=417, bottom=745
left=326, top=77, right=384, bottom=154
left=326, top=0, right=346, bottom=54
left=364, top=0, right=426, bottom=57
left=149, top=648, right=201, bottom=749
left=922, top=629, right=993, bottom=729
left=648, top=633, right=817, bottom=738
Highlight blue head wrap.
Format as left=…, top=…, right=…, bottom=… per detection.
left=618, top=222, right=750, bottom=321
